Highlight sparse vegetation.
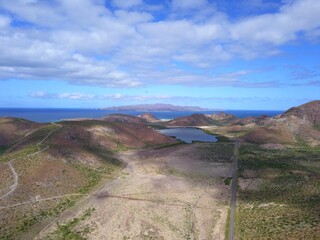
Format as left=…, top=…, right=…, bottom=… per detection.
left=195, top=142, right=234, bottom=162
left=152, top=141, right=185, bottom=150
left=32, top=124, right=59, bottom=140
left=0, top=120, right=123, bottom=239
left=0, top=146, right=7, bottom=156
left=224, top=177, right=232, bottom=185
left=202, top=129, right=232, bottom=142
left=0, top=144, right=38, bottom=162
left=0, top=196, right=79, bottom=240
left=225, top=208, right=231, bottom=240
left=183, top=204, right=193, bottom=240
left=236, top=144, right=320, bottom=239
left=49, top=208, right=95, bottom=240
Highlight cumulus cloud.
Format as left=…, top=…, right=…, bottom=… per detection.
left=230, top=0, right=320, bottom=46
left=0, top=0, right=320, bottom=88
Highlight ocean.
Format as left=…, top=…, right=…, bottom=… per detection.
left=0, top=108, right=284, bottom=123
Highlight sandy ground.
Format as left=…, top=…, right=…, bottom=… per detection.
left=37, top=143, right=232, bottom=240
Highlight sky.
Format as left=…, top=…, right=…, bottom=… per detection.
left=0, top=0, right=319, bottom=110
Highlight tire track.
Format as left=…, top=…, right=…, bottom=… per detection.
left=0, top=194, right=83, bottom=210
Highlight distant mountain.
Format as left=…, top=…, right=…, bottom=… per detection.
left=99, top=103, right=210, bottom=112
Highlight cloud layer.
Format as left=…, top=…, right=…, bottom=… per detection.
left=1, top=0, right=320, bottom=88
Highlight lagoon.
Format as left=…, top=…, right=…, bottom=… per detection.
left=158, top=127, right=217, bottom=143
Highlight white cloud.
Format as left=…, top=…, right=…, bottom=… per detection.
left=30, top=91, right=95, bottom=100
left=101, top=94, right=172, bottom=101
left=0, top=0, right=320, bottom=88
left=231, top=0, right=320, bottom=45
left=58, top=93, right=95, bottom=100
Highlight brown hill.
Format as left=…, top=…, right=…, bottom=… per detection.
left=100, top=114, right=146, bottom=124
left=166, top=114, right=217, bottom=126
left=208, top=112, right=236, bottom=122
left=138, top=113, right=159, bottom=123
left=40, top=120, right=176, bottom=168
left=0, top=117, right=176, bottom=239
left=166, top=113, right=238, bottom=126
left=242, top=100, right=320, bottom=145
left=0, top=117, right=42, bottom=147
left=233, top=115, right=268, bottom=126
left=281, top=100, right=320, bottom=126
left=6, top=118, right=176, bottom=154
left=242, top=127, right=295, bottom=144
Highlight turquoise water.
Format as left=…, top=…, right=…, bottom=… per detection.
left=0, top=108, right=283, bottom=123
left=158, top=127, right=217, bottom=143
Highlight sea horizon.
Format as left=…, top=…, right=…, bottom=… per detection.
left=0, top=108, right=284, bottom=123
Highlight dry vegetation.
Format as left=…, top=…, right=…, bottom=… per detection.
left=236, top=144, right=320, bottom=239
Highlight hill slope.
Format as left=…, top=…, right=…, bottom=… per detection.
left=0, top=118, right=42, bottom=147
left=243, top=100, right=320, bottom=145
left=166, top=113, right=237, bottom=126
left=0, top=117, right=176, bottom=239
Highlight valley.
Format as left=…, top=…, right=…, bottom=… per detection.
left=37, top=143, right=234, bottom=239
left=0, top=100, right=319, bottom=239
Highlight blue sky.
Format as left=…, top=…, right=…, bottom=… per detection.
left=0, top=0, right=319, bottom=110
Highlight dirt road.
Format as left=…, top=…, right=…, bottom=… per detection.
left=37, top=143, right=233, bottom=240
left=229, top=142, right=239, bottom=240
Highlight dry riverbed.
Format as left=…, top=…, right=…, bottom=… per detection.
left=37, top=143, right=234, bottom=240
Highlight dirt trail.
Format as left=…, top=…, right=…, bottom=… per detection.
left=0, top=161, right=18, bottom=201
left=0, top=193, right=83, bottom=210
left=37, top=144, right=232, bottom=240
left=0, top=123, right=61, bottom=201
